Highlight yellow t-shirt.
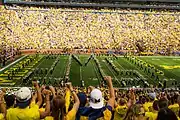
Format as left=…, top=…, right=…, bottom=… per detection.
left=114, top=105, right=127, bottom=120
left=42, top=108, right=77, bottom=120
left=0, top=113, right=5, bottom=120
left=145, top=111, right=158, bottom=120
left=143, top=102, right=153, bottom=112
left=168, top=104, right=179, bottom=116
left=6, top=104, right=40, bottom=120
left=65, top=108, right=77, bottom=120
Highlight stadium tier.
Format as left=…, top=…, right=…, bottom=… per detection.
left=0, top=6, right=180, bottom=54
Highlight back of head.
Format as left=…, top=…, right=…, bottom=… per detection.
left=89, top=89, right=104, bottom=109
left=15, top=87, right=32, bottom=108
left=157, top=108, right=178, bottom=120
left=52, top=95, right=66, bottom=120
left=124, top=104, right=145, bottom=120
left=158, top=98, right=168, bottom=109
left=119, top=98, right=127, bottom=106
left=4, top=94, right=15, bottom=108
left=53, top=95, right=65, bottom=110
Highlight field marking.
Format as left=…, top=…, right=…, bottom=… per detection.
left=151, top=59, right=160, bottom=60
left=114, top=60, right=125, bottom=70
left=92, top=60, right=101, bottom=85
left=173, top=59, right=180, bottom=61
left=103, top=59, right=120, bottom=85
left=0, top=55, right=28, bottom=72
left=45, top=56, right=59, bottom=78
left=54, top=57, right=68, bottom=78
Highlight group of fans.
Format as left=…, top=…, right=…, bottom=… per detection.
left=0, top=76, right=179, bottom=120
left=0, top=6, right=180, bottom=54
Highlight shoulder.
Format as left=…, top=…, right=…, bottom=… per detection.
left=102, top=106, right=113, bottom=120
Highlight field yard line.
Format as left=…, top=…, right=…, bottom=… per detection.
left=45, top=56, right=59, bottom=78
left=0, top=55, right=28, bottom=72
left=104, top=60, right=120, bottom=85
left=62, top=57, right=69, bottom=78
left=55, top=57, right=68, bottom=78
left=80, top=66, right=82, bottom=81
left=114, top=60, right=125, bottom=70
left=92, top=60, right=101, bottom=85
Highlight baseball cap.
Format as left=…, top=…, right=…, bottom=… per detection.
left=15, top=87, right=31, bottom=102
left=148, top=92, right=156, bottom=100
left=89, top=89, right=104, bottom=109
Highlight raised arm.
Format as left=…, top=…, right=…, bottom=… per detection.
left=32, top=81, right=42, bottom=107
left=104, top=76, right=115, bottom=109
left=40, top=89, right=51, bottom=119
left=66, top=82, right=80, bottom=111
left=49, top=86, right=56, bottom=98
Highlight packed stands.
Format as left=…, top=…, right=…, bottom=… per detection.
left=0, top=6, right=180, bottom=55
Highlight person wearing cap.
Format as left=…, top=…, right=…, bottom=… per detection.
left=76, top=76, right=115, bottom=120
left=6, top=81, right=51, bottom=120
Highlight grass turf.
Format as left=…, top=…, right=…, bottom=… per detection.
left=0, top=55, right=179, bottom=87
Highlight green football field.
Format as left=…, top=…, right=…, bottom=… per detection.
left=0, top=54, right=180, bottom=88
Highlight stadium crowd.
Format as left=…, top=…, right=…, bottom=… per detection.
left=0, top=6, right=180, bottom=54
left=0, top=76, right=179, bottom=120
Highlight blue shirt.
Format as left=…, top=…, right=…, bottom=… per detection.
left=76, top=105, right=112, bottom=120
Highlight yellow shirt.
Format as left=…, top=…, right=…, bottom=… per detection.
left=42, top=108, right=77, bottom=120
left=145, top=111, right=158, bottom=120
left=66, top=108, right=77, bottom=120
left=168, top=104, right=179, bottom=116
left=143, top=102, right=153, bottom=112
left=114, top=105, right=127, bottom=120
left=6, top=104, right=40, bottom=120
left=0, top=113, right=4, bottom=120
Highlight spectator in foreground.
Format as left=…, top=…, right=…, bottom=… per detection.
left=6, top=81, right=51, bottom=120
left=76, top=76, right=115, bottom=120
left=145, top=100, right=159, bottom=120
left=41, top=82, right=80, bottom=120
left=124, top=104, right=146, bottom=120
left=157, top=108, right=178, bottom=120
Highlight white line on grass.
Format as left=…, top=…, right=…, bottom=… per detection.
left=0, top=55, right=28, bottom=72
left=103, top=59, right=120, bottom=85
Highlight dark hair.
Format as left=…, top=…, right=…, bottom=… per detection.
left=158, top=98, right=168, bottom=109
left=16, top=99, right=31, bottom=108
left=157, top=108, right=178, bottom=120
left=153, top=100, right=159, bottom=111
left=4, top=94, right=15, bottom=108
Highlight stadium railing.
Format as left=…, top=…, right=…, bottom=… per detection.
left=3, top=0, right=180, bottom=10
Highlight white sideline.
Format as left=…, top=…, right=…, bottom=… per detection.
left=0, top=55, right=28, bottom=72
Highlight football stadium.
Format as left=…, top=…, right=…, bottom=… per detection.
left=0, top=0, right=180, bottom=119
